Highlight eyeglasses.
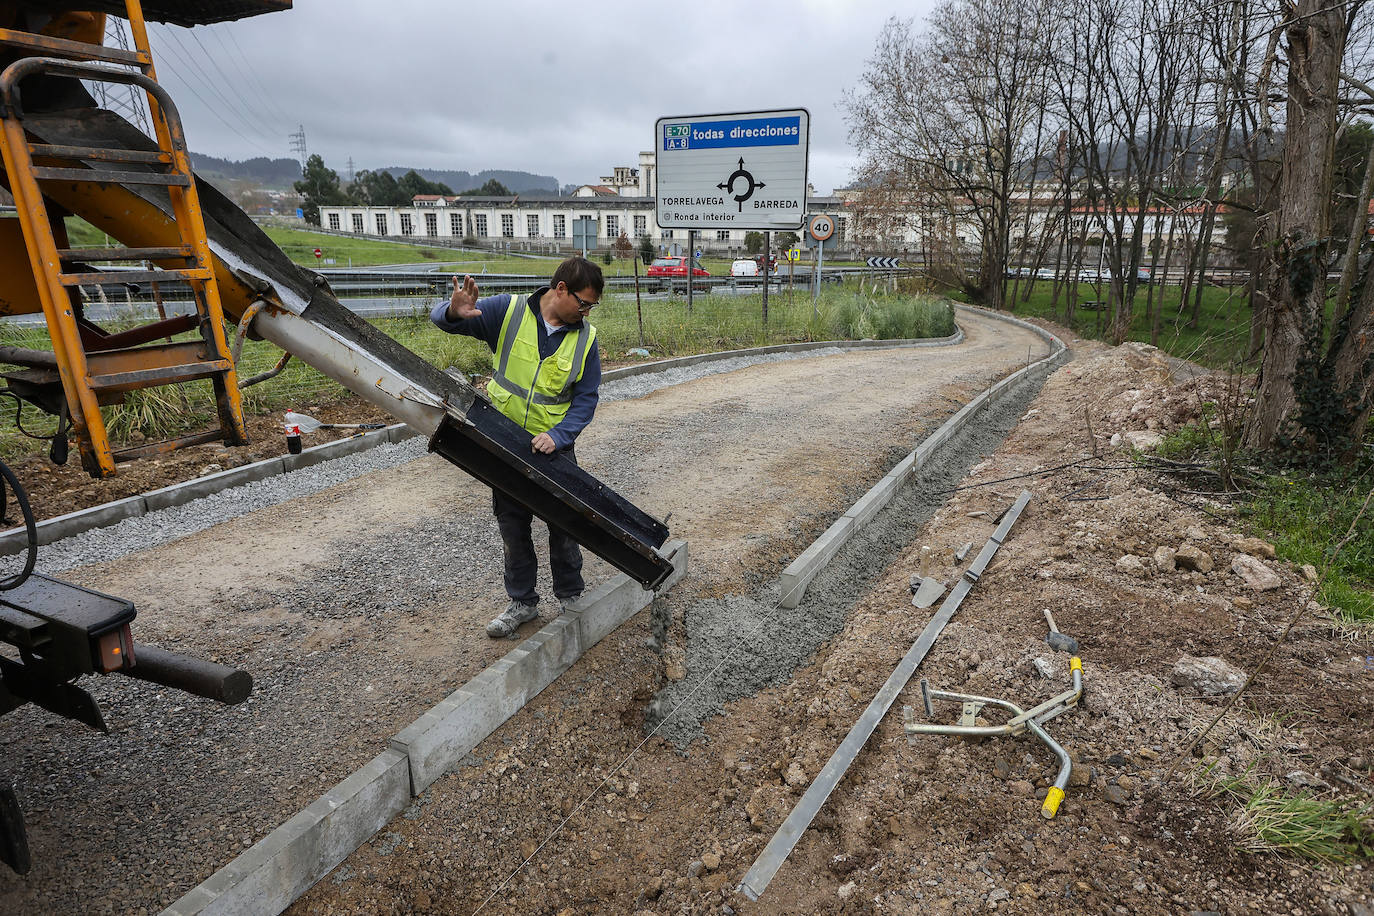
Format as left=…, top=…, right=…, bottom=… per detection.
left=569, top=290, right=598, bottom=311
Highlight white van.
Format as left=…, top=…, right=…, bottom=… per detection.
left=730, top=258, right=760, bottom=277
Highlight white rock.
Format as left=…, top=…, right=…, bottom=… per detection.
left=1032, top=657, right=1058, bottom=679
left=1152, top=545, right=1176, bottom=571
left=1170, top=655, right=1248, bottom=695
left=838, top=881, right=857, bottom=900
left=1122, top=430, right=1164, bottom=451
left=1231, top=554, right=1282, bottom=591
left=1115, top=554, right=1147, bottom=577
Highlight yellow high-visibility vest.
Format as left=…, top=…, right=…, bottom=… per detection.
left=486, top=294, right=596, bottom=435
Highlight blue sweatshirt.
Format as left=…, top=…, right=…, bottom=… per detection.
left=430, top=286, right=601, bottom=450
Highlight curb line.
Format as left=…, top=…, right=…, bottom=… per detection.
left=0, top=327, right=964, bottom=557
left=778, top=305, right=1067, bottom=608
left=162, top=539, right=688, bottom=916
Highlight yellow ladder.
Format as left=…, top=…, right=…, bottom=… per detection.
left=0, top=0, right=247, bottom=477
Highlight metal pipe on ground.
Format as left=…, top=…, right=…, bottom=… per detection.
left=123, top=643, right=253, bottom=705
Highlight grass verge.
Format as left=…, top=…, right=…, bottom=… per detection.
left=1243, top=471, right=1374, bottom=623
left=946, top=281, right=1256, bottom=369
left=1212, top=772, right=1374, bottom=863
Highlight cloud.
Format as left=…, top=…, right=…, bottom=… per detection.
left=151, top=0, right=936, bottom=193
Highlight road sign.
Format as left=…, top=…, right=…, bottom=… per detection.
left=655, top=108, right=810, bottom=232
left=313, top=248, right=322, bottom=259
left=866, top=257, right=900, bottom=268
left=786, top=249, right=800, bottom=261
left=694, top=249, right=702, bottom=258
left=807, top=213, right=835, bottom=242
left=572, top=216, right=596, bottom=254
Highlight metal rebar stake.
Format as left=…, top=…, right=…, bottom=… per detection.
left=904, top=656, right=1083, bottom=818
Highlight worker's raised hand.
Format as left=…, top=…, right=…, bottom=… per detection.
left=448, top=275, right=481, bottom=320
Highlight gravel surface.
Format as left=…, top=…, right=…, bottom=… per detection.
left=0, top=342, right=934, bottom=580
left=599, top=347, right=852, bottom=403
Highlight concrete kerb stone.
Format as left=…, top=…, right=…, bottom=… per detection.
left=775, top=306, right=1066, bottom=609
left=4, top=329, right=967, bottom=558
left=779, top=515, right=855, bottom=609
left=0, top=494, right=147, bottom=554
left=392, top=538, right=688, bottom=795
left=162, top=749, right=410, bottom=916
left=164, top=541, right=688, bottom=916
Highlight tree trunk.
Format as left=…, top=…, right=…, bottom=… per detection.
left=1244, top=0, right=1348, bottom=450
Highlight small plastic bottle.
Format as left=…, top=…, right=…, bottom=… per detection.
left=286, top=424, right=302, bottom=455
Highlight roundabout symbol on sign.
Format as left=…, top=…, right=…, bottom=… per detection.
left=717, top=157, right=765, bottom=213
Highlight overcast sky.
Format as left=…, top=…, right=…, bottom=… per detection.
left=139, top=0, right=937, bottom=194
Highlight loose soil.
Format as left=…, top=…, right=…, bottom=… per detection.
left=3, top=401, right=394, bottom=523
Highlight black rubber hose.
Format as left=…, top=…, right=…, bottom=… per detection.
left=0, top=457, right=37, bottom=591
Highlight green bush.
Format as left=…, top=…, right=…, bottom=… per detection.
left=819, top=293, right=955, bottom=341
left=1245, top=471, right=1374, bottom=622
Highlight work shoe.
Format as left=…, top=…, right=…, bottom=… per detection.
left=486, top=601, right=539, bottom=638
left=558, top=593, right=584, bottom=615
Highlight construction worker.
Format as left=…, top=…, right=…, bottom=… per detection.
left=431, top=257, right=603, bottom=638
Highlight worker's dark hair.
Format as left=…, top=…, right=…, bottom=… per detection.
left=552, top=257, right=604, bottom=296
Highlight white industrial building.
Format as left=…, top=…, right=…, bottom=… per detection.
left=318, top=151, right=850, bottom=257
left=317, top=151, right=1230, bottom=265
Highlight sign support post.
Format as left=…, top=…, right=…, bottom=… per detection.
left=633, top=255, right=644, bottom=349
left=804, top=213, right=836, bottom=319
left=813, top=238, right=823, bottom=317
left=762, top=230, right=770, bottom=326
left=686, top=230, right=695, bottom=315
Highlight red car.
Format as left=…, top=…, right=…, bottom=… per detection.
left=646, top=256, right=709, bottom=280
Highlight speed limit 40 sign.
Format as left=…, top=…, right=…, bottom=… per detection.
left=807, top=213, right=835, bottom=242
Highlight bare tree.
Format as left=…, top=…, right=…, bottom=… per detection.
left=1246, top=0, right=1369, bottom=452
left=844, top=1, right=1058, bottom=308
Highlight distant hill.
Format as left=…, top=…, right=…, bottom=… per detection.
left=188, top=152, right=559, bottom=195
left=189, top=152, right=303, bottom=187
left=373, top=167, right=558, bottom=195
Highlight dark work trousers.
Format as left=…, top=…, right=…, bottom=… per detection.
left=491, top=447, right=584, bottom=606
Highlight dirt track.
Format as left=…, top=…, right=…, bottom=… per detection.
left=0, top=309, right=1046, bottom=914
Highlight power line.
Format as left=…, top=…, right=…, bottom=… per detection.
left=146, top=26, right=273, bottom=156
left=222, top=27, right=294, bottom=127
left=185, top=24, right=283, bottom=142
left=207, top=25, right=289, bottom=134
left=151, top=24, right=276, bottom=154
